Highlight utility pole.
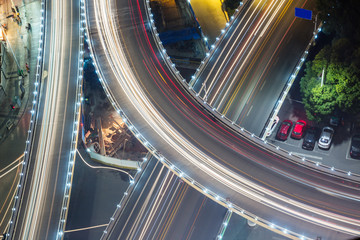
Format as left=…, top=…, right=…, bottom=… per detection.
left=321, top=67, right=325, bottom=87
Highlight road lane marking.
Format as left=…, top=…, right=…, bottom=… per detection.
left=64, top=223, right=108, bottom=233
left=291, top=152, right=323, bottom=160
left=246, top=105, right=253, bottom=116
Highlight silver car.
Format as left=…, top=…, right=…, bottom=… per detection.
left=318, top=126, right=334, bottom=149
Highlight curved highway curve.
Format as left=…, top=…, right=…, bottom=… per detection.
left=85, top=0, right=360, bottom=239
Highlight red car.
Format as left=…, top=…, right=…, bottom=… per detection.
left=276, top=120, right=293, bottom=141
left=291, top=120, right=306, bottom=139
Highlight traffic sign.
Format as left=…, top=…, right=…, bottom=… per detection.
left=295, top=8, right=312, bottom=20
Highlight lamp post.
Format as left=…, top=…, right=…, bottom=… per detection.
left=122, top=138, right=128, bottom=159
left=321, top=67, right=325, bottom=87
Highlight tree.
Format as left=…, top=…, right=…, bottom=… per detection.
left=224, top=0, right=241, bottom=16
left=301, top=37, right=360, bottom=121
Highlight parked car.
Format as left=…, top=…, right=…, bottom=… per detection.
left=350, top=135, right=360, bottom=159
left=291, top=120, right=306, bottom=139
left=318, top=126, right=334, bottom=150
left=329, top=111, right=343, bottom=127
left=276, top=120, right=292, bottom=141
left=302, top=127, right=317, bottom=150
left=266, top=116, right=279, bottom=137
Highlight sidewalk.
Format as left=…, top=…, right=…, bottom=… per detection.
left=0, top=0, right=37, bottom=144
left=0, top=0, right=41, bottom=234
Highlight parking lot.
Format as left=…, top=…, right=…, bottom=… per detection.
left=266, top=97, right=360, bottom=174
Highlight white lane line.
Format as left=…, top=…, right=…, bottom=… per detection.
left=0, top=154, right=24, bottom=173
left=64, top=223, right=108, bottom=233
left=0, top=161, right=23, bottom=179
left=291, top=152, right=323, bottom=160
left=246, top=105, right=253, bottom=117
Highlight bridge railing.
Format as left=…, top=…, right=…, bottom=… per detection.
left=56, top=0, right=87, bottom=238
left=83, top=0, right=360, bottom=239
left=143, top=1, right=360, bottom=181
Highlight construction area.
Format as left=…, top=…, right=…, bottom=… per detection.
left=81, top=57, right=147, bottom=170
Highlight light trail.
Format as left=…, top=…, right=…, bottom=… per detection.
left=205, top=0, right=277, bottom=104
left=198, top=0, right=267, bottom=98
left=88, top=0, right=360, bottom=237
left=212, top=0, right=288, bottom=110
left=221, top=0, right=295, bottom=118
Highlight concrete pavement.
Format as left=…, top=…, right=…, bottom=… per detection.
left=0, top=0, right=41, bottom=234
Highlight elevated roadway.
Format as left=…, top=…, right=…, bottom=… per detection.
left=7, top=0, right=81, bottom=239
left=191, top=0, right=315, bottom=136
left=86, top=0, right=360, bottom=238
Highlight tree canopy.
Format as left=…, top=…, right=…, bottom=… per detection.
left=300, top=1, right=360, bottom=122
left=224, top=0, right=241, bottom=16
left=300, top=39, right=360, bottom=121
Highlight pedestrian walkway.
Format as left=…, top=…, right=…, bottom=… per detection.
left=0, top=0, right=40, bottom=145
left=0, top=0, right=42, bottom=234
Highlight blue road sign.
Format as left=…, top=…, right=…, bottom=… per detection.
left=295, top=8, right=312, bottom=20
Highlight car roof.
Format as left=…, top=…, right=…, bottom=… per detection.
left=280, top=121, right=291, bottom=133
left=294, top=121, right=305, bottom=130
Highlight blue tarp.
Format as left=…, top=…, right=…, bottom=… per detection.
left=159, top=27, right=201, bottom=45
left=295, top=8, right=312, bottom=20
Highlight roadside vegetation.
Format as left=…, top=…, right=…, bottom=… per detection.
left=223, top=0, right=242, bottom=16
left=300, top=0, right=360, bottom=122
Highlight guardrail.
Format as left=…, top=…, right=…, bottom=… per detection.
left=216, top=209, right=232, bottom=240
left=261, top=24, right=323, bottom=140
left=188, top=0, right=249, bottom=88
left=83, top=0, right=360, bottom=239
left=56, top=0, right=86, bottom=238
left=100, top=153, right=152, bottom=239
left=6, top=0, right=46, bottom=238
left=144, top=1, right=360, bottom=180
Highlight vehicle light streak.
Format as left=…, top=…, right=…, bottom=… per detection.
left=86, top=0, right=360, bottom=237
left=211, top=0, right=288, bottom=109
left=197, top=0, right=267, bottom=97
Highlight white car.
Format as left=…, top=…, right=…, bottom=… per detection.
left=318, top=126, right=334, bottom=150
left=266, top=116, right=279, bottom=137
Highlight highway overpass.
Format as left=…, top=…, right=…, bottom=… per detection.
left=85, top=0, right=360, bottom=239
left=6, top=0, right=83, bottom=239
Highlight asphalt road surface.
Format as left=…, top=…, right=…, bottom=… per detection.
left=191, top=0, right=315, bottom=136
left=86, top=0, right=360, bottom=238
left=104, top=157, right=227, bottom=240
left=8, top=0, right=81, bottom=239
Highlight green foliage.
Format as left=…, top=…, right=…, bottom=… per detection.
left=300, top=1, right=360, bottom=122
left=300, top=39, right=360, bottom=122
left=224, top=0, right=241, bottom=16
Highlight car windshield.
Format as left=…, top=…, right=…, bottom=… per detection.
left=306, top=134, right=314, bottom=141
left=321, top=138, right=329, bottom=143
left=324, top=129, right=333, bottom=133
